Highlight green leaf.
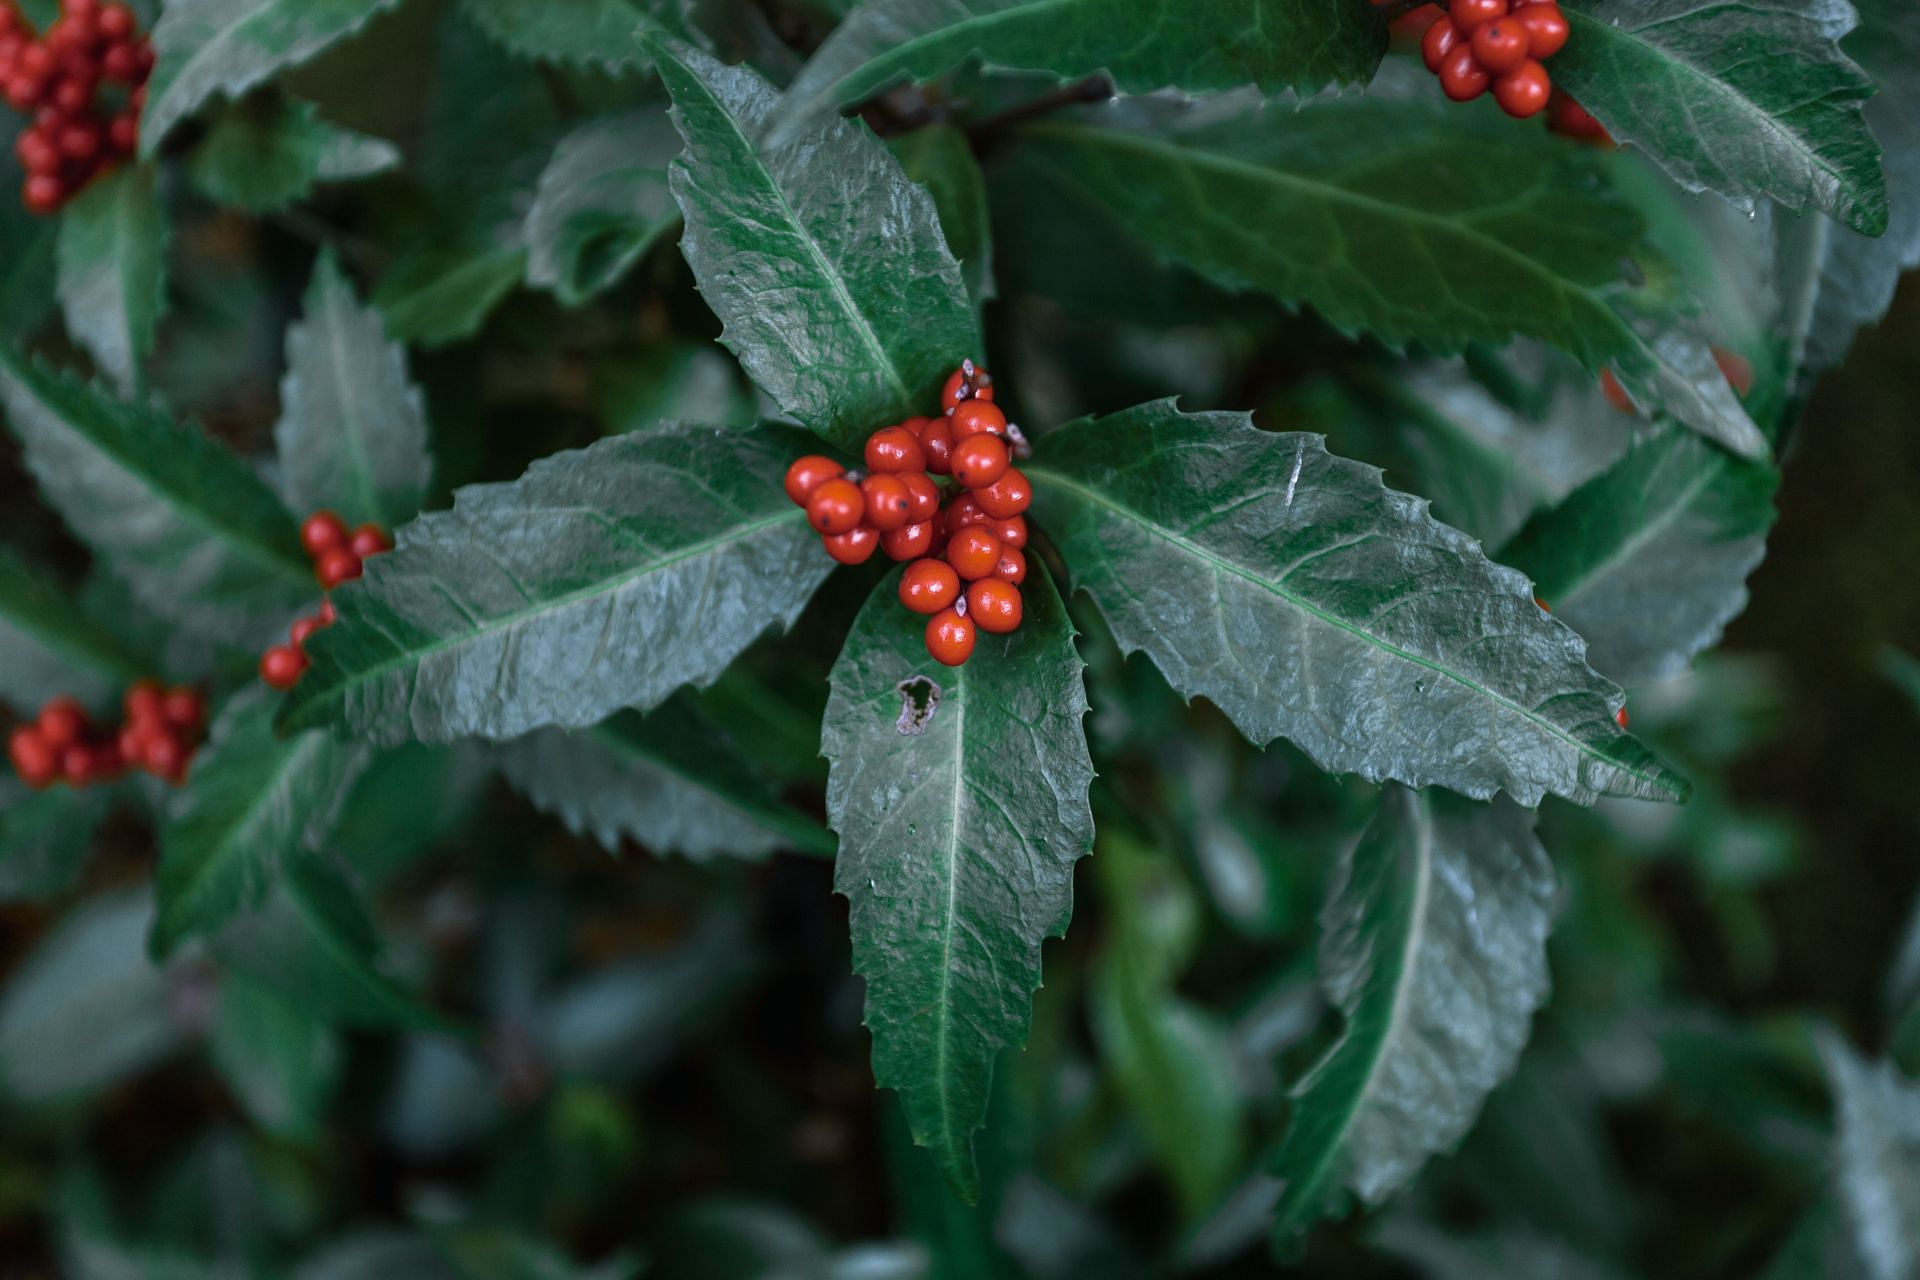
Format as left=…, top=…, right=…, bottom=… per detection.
left=461, top=0, right=683, bottom=70
left=374, top=243, right=529, bottom=349
left=276, top=250, right=433, bottom=529
left=1816, top=1030, right=1920, bottom=1280
left=1271, top=787, right=1556, bottom=1236
left=1500, top=426, right=1778, bottom=687
left=186, top=96, right=400, bottom=214
left=0, top=783, right=110, bottom=904
left=1029, top=402, right=1687, bottom=807
left=524, top=109, right=682, bottom=307
left=56, top=165, right=168, bottom=396
left=0, top=348, right=312, bottom=638
left=1376, top=1219, right=1632, bottom=1280
left=1004, top=94, right=1768, bottom=460
left=1556, top=0, right=1886, bottom=236
left=892, top=124, right=995, bottom=316
left=771, top=0, right=1386, bottom=146
left=279, top=424, right=834, bottom=745
left=208, top=971, right=342, bottom=1140
left=152, top=687, right=374, bottom=958
left=495, top=700, right=835, bottom=860
left=142, top=0, right=410, bottom=155
left=0, top=545, right=145, bottom=710
left=593, top=342, right=757, bottom=433
left=824, top=563, right=1095, bottom=1202
left=650, top=38, right=978, bottom=453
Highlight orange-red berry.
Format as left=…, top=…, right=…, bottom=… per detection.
left=992, top=545, right=1028, bottom=584
left=8, top=726, right=57, bottom=789
left=974, top=469, right=1032, bottom=519
left=1439, top=44, right=1489, bottom=101
left=899, top=471, right=941, bottom=522
left=865, top=426, right=926, bottom=474
left=988, top=516, right=1028, bottom=549
left=349, top=524, right=392, bottom=559
left=261, top=645, right=309, bottom=690
left=900, top=559, right=961, bottom=614
left=919, top=417, right=955, bottom=475
left=301, top=510, right=349, bottom=558
left=967, top=579, right=1023, bottom=634
left=823, top=525, right=880, bottom=565
left=163, top=688, right=203, bottom=734
left=946, top=528, right=1002, bottom=581
left=808, top=478, right=866, bottom=536
left=945, top=493, right=990, bottom=531
left=123, top=679, right=163, bottom=724
left=317, top=549, right=364, bottom=588
left=37, top=696, right=88, bottom=749
left=859, top=474, right=914, bottom=531
left=1422, top=16, right=1461, bottom=71
left=941, top=368, right=994, bottom=413
left=949, top=400, right=1007, bottom=440
left=785, top=455, right=844, bottom=506
left=951, top=433, right=1010, bottom=489
left=1494, top=60, right=1551, bottom=118
left=882, top=519, right=936, bottom=561
left=1449, top=0, right=1506, bottom=34
left=1516, top=3, right=1568, bottom=56
left=925, top=608, right=976, bottom=667
left=1472, top=18, right=1529, bottom=73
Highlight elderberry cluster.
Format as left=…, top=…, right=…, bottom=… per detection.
left=1, top=0, right=152, bottom=216
left=259, top=511, right=392, bottom=690
left=7, top=682, right=206, bottom=790
left=784, top=361, right=1033, bottom=668
left=1422, top=0, right=1568, bottom=119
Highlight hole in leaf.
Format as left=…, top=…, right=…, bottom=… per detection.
left=895, top=678, right=941, bottom=736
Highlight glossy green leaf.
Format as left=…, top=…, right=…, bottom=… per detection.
left=651, top=38, right=978, bottom=453
left=0, top=144, right=56, bottom=342
left=1029, top=402, right=1686, bottom=806
left=893, top=124, right=995, bottom=315
left=279, top=424, right=834, bottom=745
left=772, top=0, right=1386, bottom=146
left=152, top=687, right=374, bottom=958
left=0, top=546, right=145, bottom=711
left=1556, top=0, right=1885, bottom=235
left=209, top=971, right=342, bottom=1140
left=1500, top=427, right=1778, bottom=687
left=1272, top=787, right=1555, bottom=1235
left=594, top=343, right=757, bottom=433
left=55, top=165, right=168, bottom=396
left=374, top=243, right=529, bottom=349
left=0, top=348, right=312, bottom=638
left=276, top=251, right=432, bottom=529
left=461, top=0, right=682, bottom=70
left=1817, top=1030, right=1920, bottom=1280
left=1005, top=95, right=1767, bottom=460
left=142, top=0, right=410, bottom=154
left=186, top=96, right=400, bottom=213
left=495, top=700, right=835, bottom=861
left=524, top=110, right=682, bottom=307
left=824, top=563, right=1095, bottom=1202
left=0, top=783, right=110, bottom=904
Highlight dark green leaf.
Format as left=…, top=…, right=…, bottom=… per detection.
left=593, top=342, right=757, bottom=433
left=524, top=109, right=682, bottom=307
left=1500, top=427, right=1777, bottom=687
left=651, top=38, right=978, bottom=453
left=1029, top=402, right=1686, bottom=806
left=279, top=425, right=834, bottom=745
left=824, top=563, right=1095, bottom=1201
left=1005, top=95, right=1767, bottom=459
left=1556, top=0, right=1885, bottom=235
left=893, top=124, right=995, bottom=316
left=461, top=0, right=683, bottom=70
left=0, top=145, right=56, bottom=341
left=56, top=165, right=168, bottom=396
left=772, top=0, right=1386, bottom=145
left=276, top=250, right=432, bottom=529
left=208, top=971, right=342, bottom=1139
left=374, top=243, right=529, bottom=349
left=1272, top=787, right=1555, bottom=1235
left=152, top=687, right=374, bottom=957
left=1817, top=1030, right=1920, bottom=1280
left=1375, top=1219, right=1631, bottom=1280
left=0, top=783, right=110, bottom=903
left=0, top=348, right=312, bottom=638
left=142, top=0, right=410, bottom=154
left=0, top=545, right=145, bottom=710
left=186, top=96, right=400, bottom=213
left=495, top=700, right=835, bottom=860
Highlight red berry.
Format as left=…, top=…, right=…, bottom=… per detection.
left=163, top=688, right=202, bottom=734
left=784, top=454, right=844, bottom=507
left=19, top=42, right=51, bottom=76
left=946, top=528, right=1002, bottom=581
left=899, top=559, right=961, bottom=614
left=992, top=545, right=1027, bottom=584
left=859, top=473, right=914, bottom=532
left=1449, top=0, right=1506, bottom=34
left=951, top=433, right=1010, bottom=489
left=900, top=415, right=932, bottom=437
left=142, top=730, right=186, bottom=783
left=987, top=516, right=1028, bottom=549
left=301, top=510, right=349, bottom=558
left=348, top=524, right=392, bottom=558
left=1548, top=92, right=1612, bottom=145
left=807, top=478, right=865, bottom=536
left=1599, top=369, right=1635, bottom=414
left=881, top=519, right=936, bottom=561
left=124, top=679, right=164, bottom=724
left=116, top=721, right=148, bottom=763
left=97, top=3, right=133, bottom=40
left=1439, top=44, right=1489, bottom=101
left=23, top=173, right=63, bottom=214
left=260, top=645, right=309, bottom=690
left=91, top=740, right=125, bottom=780
left=8, top=726, right=57, bottom=789
left=61, top=743, right=96, bottom=786
left=974, top=469, right=1032, bottom=519
left=106, top=110, right=134, bottom=154
left=898, top=471, right=940, bottom=522
left=290, top=615, right=324, bottom=648
left=1516, top=3, right=1568, bottom=57
left=100, top=39, right=137, bottom=82
left=318, top=598, right=337, bottom=625
left=316, top=549, right=364, bottom=588
left=4, top=75, right=39, bottom=112
left=967, top=580, right=1023, bottom=634
left=945, top=493, right=990, bottom=531
left=1422, top=16, right=1461, bottom=71
left=949, top=400, right=1007, bottom=440
left=1494, top=60, right=1551, bottom=118
left=919, top=418, right=955, bottom=475
left=14, top=127, right=55, bottom=174
left=941, top=367, right=994, bottom=413
left=37, top=696, right=88, bottom=749
left=822, top=525, right=879, bottom=565
left=1713, top=347, right=1754, bottom=397
left=1472, top=19, right=1529, bottom=74
left=1534, top=596, right=1551, bottom=613
left=865, top=426, right=926, bottom=474
left=925, top=608, right=976, bottom=667
left=1615, top=706, right=1629, bottom=729
left=58, top=119, right=102, bottom=160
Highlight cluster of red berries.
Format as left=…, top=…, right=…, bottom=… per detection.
left=7, top=682, right=205, bottom=790
left=784, top=361, right=1033, bottom=668
left=1422, top=0, right=1569, bottom=119
left=259, top=511, right=391, bottom=691
left=1, top=0, right=152, bottom=216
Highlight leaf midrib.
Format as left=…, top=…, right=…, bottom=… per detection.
left=1520, top=446, right=1724, bottom=612
left=314, top=272, right=384, bottom=525
left=1030, top=466, right=1676, bottom=797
